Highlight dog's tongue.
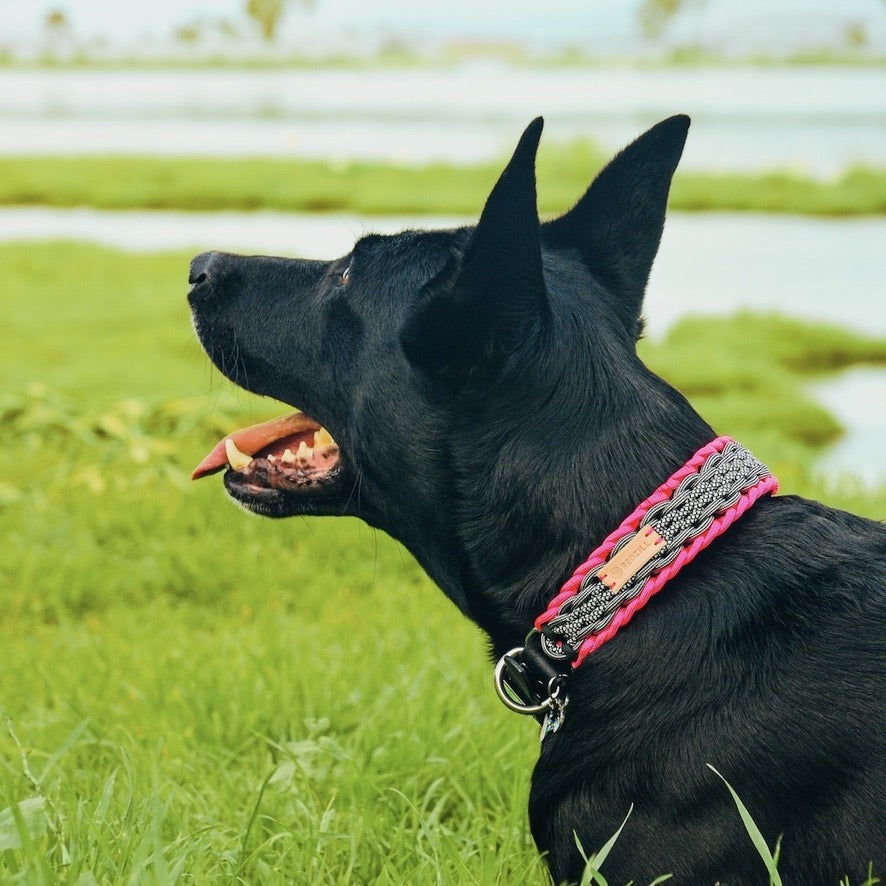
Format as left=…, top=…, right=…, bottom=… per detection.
left=192, top=411, right=320, bottom=480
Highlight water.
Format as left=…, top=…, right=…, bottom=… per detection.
left=2, top=206, right=883, bottom=484
left=2, top=65, right=884, bottom=174
left=649, top=214, right=886, bottom=337
left=809, top=368, right=886, bottom=489
left=2, top=207, right=883, bottom=336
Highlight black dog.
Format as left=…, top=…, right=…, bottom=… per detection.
left=188, top=117, right=886, bottom=884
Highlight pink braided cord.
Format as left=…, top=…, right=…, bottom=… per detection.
left=534, top=436, right=778, bottom=667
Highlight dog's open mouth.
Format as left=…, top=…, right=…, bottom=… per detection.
left=192, top=411, right=344, bottom=511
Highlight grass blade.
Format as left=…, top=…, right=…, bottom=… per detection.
left=574, top=804, right=635, bottom=886
left=707, top=764, right=783, bottom=886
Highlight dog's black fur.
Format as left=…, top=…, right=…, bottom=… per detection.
left=188, top=116, right=886, bottom=884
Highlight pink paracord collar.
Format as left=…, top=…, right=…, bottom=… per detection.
left=536, top=435, right=779, bottom=667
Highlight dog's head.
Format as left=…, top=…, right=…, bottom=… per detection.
left=189, top=116, right=695, bottom=627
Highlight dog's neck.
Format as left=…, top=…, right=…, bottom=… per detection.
left=403, top=357, right=718, bottom=659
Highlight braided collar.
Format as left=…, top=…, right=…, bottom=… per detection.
left=494, top=436, right=778, bottom=740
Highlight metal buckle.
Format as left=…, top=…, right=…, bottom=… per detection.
left=494, top=643, right=571, bottom=741
left=493, top=646, right=554, bottom=716
left=494, top=632, right=572, bottom=740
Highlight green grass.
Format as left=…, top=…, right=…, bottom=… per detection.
left=639, top=312, right=886, bottom=498
left=3, top=150, right=885, bottom=216
left=3, top=50, right=884, bottom=70
left=0, top=241, right=883, bottom=883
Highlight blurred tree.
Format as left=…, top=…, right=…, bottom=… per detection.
left=175, top=25, right=200, bottom=43
left=639, top=0, right=705, bottom=38
left=45, top=9, right=70, bottom=31
left=246, top=0, right=315, bottom=41
left=845, top=22, right=868, bottom=48
left=44, top=8, right=73, bottom=55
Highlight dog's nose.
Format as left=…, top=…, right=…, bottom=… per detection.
left=189, top=250, right=216, bottom=289
left=188, top=251, right=231, bottom=305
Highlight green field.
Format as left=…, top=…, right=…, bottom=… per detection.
left=1, top=241, right=884, bottom=884
left=3, top=150, right=885, bottom=217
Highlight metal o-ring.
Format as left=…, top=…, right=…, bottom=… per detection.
left=493, top=648, right=554, bottom=716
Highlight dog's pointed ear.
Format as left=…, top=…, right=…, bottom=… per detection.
left=400, top=117, right=547, bottom=384
left=543, top=114, right=689, bottom=337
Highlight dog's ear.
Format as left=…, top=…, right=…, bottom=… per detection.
left=542, top=114, right=689, bottom=338
left=400, top=117, right=547, bottom=384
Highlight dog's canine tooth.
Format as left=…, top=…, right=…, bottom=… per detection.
left=313, top=427, right=335, bottom=449
left=281, top=448, right=297, bottom=465
left=224, top=438, right=254, bottom=471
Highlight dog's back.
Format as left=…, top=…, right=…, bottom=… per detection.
left=531, top=495, right=886, bottom=884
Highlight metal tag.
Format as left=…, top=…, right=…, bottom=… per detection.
left=540, top=697, right=567, bottom=742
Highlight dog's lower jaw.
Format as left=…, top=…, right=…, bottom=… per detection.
left=221, top=464, right=355, bottom=518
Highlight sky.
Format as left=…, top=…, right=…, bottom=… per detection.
left=2, top=0, right=884, bottom=51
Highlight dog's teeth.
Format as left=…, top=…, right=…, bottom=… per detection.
left=281, top=448, right=297, bottom=464
left=267, top=454, right=276, bottom=462
left=313, top=427, right=335, bottom=449
left=224, top=438, right=253, bottom=471
left=296, top=440, right=312, bottom=466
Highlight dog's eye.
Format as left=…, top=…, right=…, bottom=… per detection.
left=341, top=265, right=350, bottom=285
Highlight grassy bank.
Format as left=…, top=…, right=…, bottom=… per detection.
left=1, top=242, right=884, bottom=883
left=3, top=52, right=885, bottom=70
left=3, top=150, right=886, bottom=216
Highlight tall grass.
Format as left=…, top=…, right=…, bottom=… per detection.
left=1, top=242, right=883, bottom=883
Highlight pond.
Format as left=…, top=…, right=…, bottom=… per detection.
left=2, top=206, right=883, bottom=485
left=2, top=206, right=883, bottom=335
left=2, top=64, right=884, bottom=175
left=809, top=367, right=886, bottom=490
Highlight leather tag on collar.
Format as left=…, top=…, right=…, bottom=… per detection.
left=597, top=527, right=664, bottom=594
